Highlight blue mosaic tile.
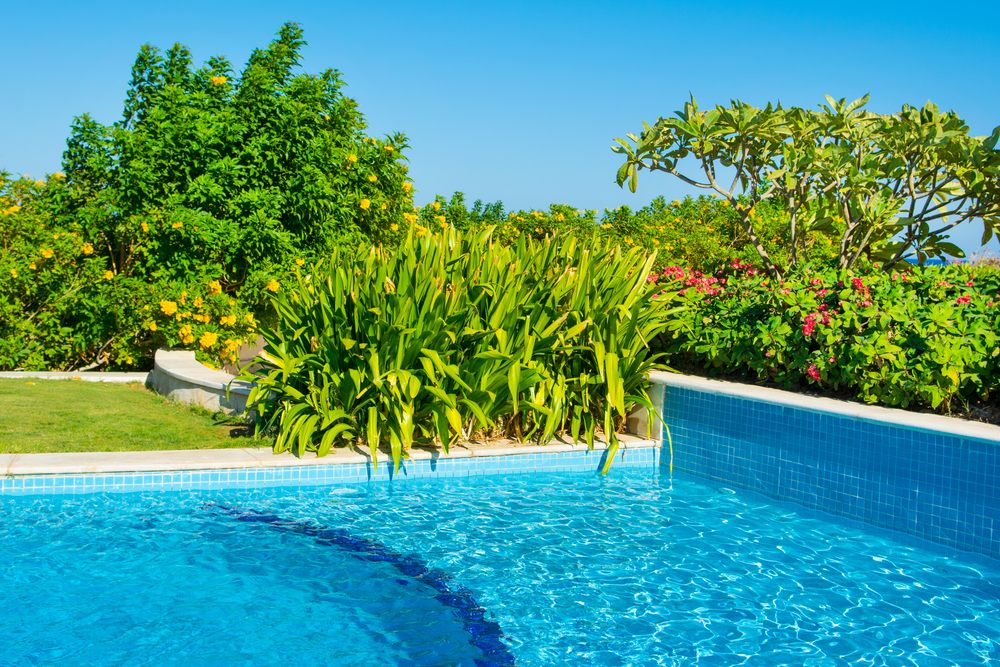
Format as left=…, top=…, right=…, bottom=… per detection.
left=2, top=444, right=658, bottom=498
left=660, top=384, right=1000, bottom=563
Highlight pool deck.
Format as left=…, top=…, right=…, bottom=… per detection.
left=0, top=433, right=658, bottom=477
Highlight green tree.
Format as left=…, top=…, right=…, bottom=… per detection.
left=613, top=95, right=1000, bottom=277
left=61, top=22, right=413, bottom=296
left=0, top=23, right=415, bottom=371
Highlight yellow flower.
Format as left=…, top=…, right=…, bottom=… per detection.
left=229, top=355, right=237, bottom=364
left=381, top=203, right=387, bottom=210
left=244, top=313, right=254, bottom=322
left=229, top=299, right=236, bottom=306
left=172, top=221, right=183, bottom=229
left=180, top=292, right=187, bottom=304
left=103, top=271, right=114, bottom=280
left=210, top=75, right=227, bottom=85
left=125, top=356, right=133, bottom=365
left=149, top=321, right=158, bottom=331
left=41, top=249, right=54, bottom=258
left=390, top=223, right=399, bottom=231
left=431, top=202, right=441, bottom=211
left=183, top=334, right=195, bottom=344
left=403, top=213, right=417, bottom=223
left=160, top=300, right=178, bottom=315
left=193, top=297, right=203, bottom=308
left=29, top=262, right=36, bottom=269
left=295, top=258, right=304, bottom=266
left=347, top=154, right=358, bottom=163
left=385, top=146, right=394, bottom=152
left=141, top=222, right=148, bottom=232
left=368, top=175, right=378, bottom=182
left=402, top=182, right=412, bottom=192
left=10, top=269, right=17, bottom=278
left=53, top=172, right=64, bottom=179
left=360, top=199, right=371, bottom=210
left=440, top=221, right=449, bottom=229
left=266, top=280, right=280, bottom=292
left=208, top=280, right=222, bottom=295
left=81, top=243, right=94, bottom=255
left=415, top=225, right=427, bottom=237
left=199, top=331, right=218, bottom=349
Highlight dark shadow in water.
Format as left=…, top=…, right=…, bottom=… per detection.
left=206, top=502, right=517, bottom=667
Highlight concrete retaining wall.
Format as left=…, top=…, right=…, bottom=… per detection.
left=151, top=349, right=253, bottom=415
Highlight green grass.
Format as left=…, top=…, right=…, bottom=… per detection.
left=0, top=378, right=273, bottom=454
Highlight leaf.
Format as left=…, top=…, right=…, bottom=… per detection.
left=366, top=407, right=379, bottom=473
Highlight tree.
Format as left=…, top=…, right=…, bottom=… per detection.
left=60, top=22, right=413, bottom=295
left=613, top=95, right=1000, bottom=278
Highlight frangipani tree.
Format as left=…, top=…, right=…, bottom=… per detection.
left=613, top=95, right=1000, bottom=278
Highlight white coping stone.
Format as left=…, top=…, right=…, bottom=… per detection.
left=152, top=349, right=253, bottom=415
left=154, top=349, right=252, bottom=395
left=2, top=434, right=658, bottom=476
left=648, top=370, right=1000, bottom=445
left=0, top=371, right=151, bottom=383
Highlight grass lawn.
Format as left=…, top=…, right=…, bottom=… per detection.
left=0, top=378, right=272, bottom=454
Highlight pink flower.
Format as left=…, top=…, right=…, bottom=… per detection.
left=816, top=289, right=828, bottom=297
left=809, top=278, right=822, bottom=285
left=765, top=351, right=773, bottom=357
left=802, top=314, right=817, bottom=337
left=965, top=280, right=974, bottom=287
left=956, top=295, right=972, bottom=305
left=937, top=281, right=952, bottom=288
left=806, top=364, right=821, bottom=382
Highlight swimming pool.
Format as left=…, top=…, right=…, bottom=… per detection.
left=4, top=468, right=998, bottom=666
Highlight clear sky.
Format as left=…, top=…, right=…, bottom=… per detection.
left=2, top=0, right=998, bottom=254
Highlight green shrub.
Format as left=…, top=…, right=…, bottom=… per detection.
left=241, top=228, right=681, bottom=472
left=654, top=260, right=1000, bottom=411
left=414, top=192, right=837, bottom=273
left=0, top=24, right=413, bottom=371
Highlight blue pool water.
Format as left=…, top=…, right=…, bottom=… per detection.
left=3, top=469, right=999, bottom=666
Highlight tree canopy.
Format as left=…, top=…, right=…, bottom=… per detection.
left=614, top=95, right=1000, bottom=277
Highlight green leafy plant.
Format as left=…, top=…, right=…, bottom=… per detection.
left=241, top=227, right=681, bottom=473
left=416, top=191, right=828, bottom=273
left=613, top=96, right=1000, bottom=277
left=653, top=260, right=1000, bottom=412
left=0, top=24, right=414, bottom=371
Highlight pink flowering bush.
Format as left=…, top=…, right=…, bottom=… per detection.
left=653, top=260, right=1000, bottom=411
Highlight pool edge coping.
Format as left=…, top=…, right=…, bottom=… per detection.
left=1, top=434, right=658, bottom=478
left=649, top=370, right=1000, bottom=446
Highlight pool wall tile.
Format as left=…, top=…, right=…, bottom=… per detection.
left=657, top=377, right=1000, bottom=564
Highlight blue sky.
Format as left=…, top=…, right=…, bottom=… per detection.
left=2, top=0, right=998, bottom=254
